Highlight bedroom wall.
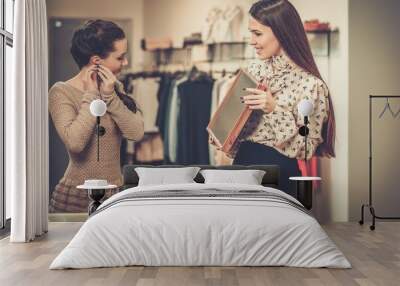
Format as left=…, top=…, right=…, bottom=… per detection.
left=348, top=0, right=400, bottom=221
left=143, top=0, right=350, bottom=222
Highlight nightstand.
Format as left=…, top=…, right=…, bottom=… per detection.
left=289, top=176, right=321, bottom=210
left=77, top=184, right=117, bottom=215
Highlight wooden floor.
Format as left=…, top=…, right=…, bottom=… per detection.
left=1, top=222, right=400, bottom=286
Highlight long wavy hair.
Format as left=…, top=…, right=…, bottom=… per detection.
left=250, top=0, right=336, bottom=158
left=70, top=19, right=137, bottom=113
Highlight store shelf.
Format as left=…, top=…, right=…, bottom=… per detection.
left=306, top=28, right=339, bottom=34
left=145, top=29, right=339, bottom=65
left=306, top=29, right=339, bottom=56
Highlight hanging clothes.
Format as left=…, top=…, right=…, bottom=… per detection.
left=201, top=5, right=243, bottom=44
left=120, top=73, right=165, bottom=165
left=131, top=77, right=160, bottom=133
left=176, top=73, right=214, bottom=164
left=120, top=68, right=237, bottom=166
left=155, top=73, right=174, bottom=138
left=201, top=7, right=223, bottom=44
left=213, top=5, right=243, bottom=43
left=135, top=133, right=164, bottom=163
left=166, top=75, right=188, bottom=163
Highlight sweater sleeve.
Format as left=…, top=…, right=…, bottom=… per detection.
left=48, top=85, right=98, bottom=154
left=264, top=79, right=329, bottom=160
left=105, top=92, right=144, bottom=141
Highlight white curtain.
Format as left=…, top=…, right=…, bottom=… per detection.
left=7, top=0, right=49, bottom=242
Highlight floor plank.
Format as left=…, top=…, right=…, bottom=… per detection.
left=1, top=222, right=400, bottom=286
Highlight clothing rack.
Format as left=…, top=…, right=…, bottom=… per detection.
left=119, top=67, right=218, bottom=166
left=359, top=95, right=400, bottom=230
left=120, top=70, right=184, bottom=94
left=212, top=69, right=240, bottom=76
left=121, top=67, right=238, bottom=83
left=122, top=70, right=164, bottom=80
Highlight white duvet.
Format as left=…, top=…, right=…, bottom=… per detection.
left=50, top=183, right=351, bottom=269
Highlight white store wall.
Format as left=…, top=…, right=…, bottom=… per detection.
left=143, top=0, right=251, bottom=44
left=143, top=0, right=255, bottom=72
left=46, top=0, right=144, bottom=70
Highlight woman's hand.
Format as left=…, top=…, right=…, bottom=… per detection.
left=209, top=135, right=221, bottom=150
left=242, top=86, right=276, bottom=113
left=82, top=65, right=99, bottom=93
left=96, top=65, right=117, bottom=96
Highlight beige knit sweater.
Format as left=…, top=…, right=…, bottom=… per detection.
left=49, top=81, right=144, bottom=188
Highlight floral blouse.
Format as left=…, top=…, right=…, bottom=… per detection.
left=238, top=53, right=330, bottom=160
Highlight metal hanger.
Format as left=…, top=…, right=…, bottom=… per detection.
left=394, top=106, right=400, bottom=119
left=378, top=98, right=396, bottom=118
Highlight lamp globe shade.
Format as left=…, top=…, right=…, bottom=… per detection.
left=298, top=99, right=314, bottom=116
left=90, top=99, right=107, bottom=117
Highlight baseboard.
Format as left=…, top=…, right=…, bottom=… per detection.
left=48, top=213, right=88, bottom=222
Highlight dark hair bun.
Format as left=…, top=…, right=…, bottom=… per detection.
left=70, top=19, right=125, bottom=69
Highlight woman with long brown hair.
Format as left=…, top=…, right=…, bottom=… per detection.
left=231, top=0, right=335, bottom=196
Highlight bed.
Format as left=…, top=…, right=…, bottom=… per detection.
left=49, top=165, right=351, bottom=269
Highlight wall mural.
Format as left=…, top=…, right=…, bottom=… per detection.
left=48, top=2, right=335, bottom=214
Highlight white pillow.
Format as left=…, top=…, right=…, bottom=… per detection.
left=200, top=169, right=266, bottom=185
left=135, top=167, right=200, bottom=186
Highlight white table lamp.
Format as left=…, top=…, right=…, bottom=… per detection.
left=90, top=99, right=107, bottom=117
left=289, top=99, right=320, bottom=210
left=297, top=99, right=314, bottom=162
left=90, top=99, right=107, bottom=161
